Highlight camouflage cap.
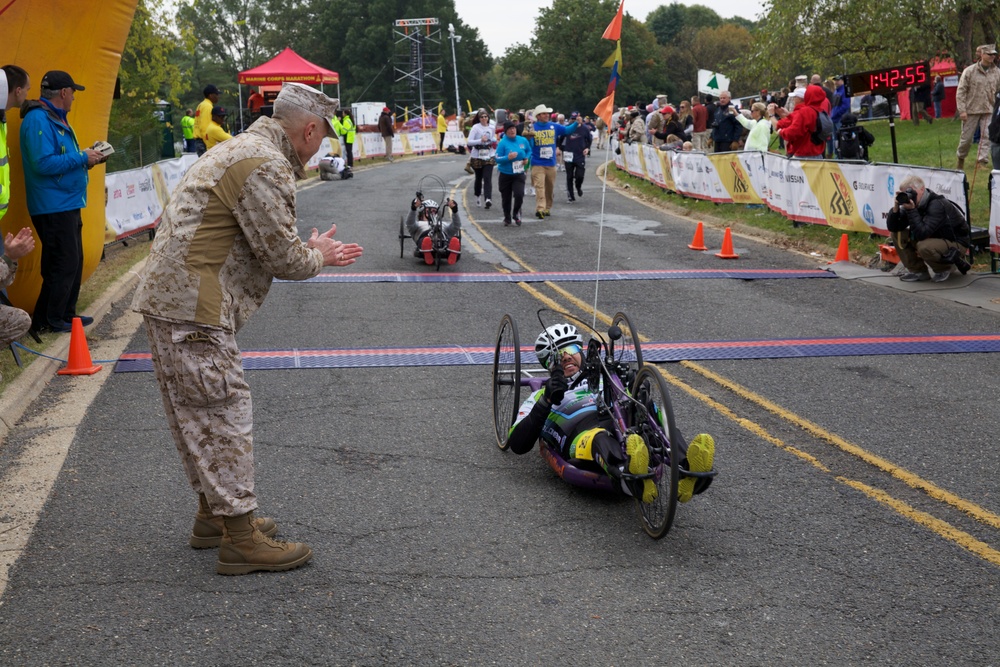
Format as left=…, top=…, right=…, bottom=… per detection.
left=979, top=44, right=998, bottom=55
left=276, top=82, right=340, bottom=137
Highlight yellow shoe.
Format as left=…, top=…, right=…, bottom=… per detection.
left=678, top=434, right=715, bottom=503
left=626, top=434, right=657, bottom=503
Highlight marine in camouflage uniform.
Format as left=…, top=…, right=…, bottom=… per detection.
left=132, top=83, right=362, bottom=574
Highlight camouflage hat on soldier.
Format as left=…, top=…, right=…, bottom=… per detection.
left=275, top=82, right=340, bottom=137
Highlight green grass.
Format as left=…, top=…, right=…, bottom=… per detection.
left=606, top=115, right=995, bottom=270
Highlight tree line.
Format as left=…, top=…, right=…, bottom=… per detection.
left=110, top=0, right=995, bottom=168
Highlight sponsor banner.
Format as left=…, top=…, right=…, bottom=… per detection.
left=611, top=144, right=971, bottom=238
left=623, top=141, right=644, bottom=177
left=359, top=132, right=383, bottom=157
left=443, top=131, right=466, bottom=150
left=802, top=161, right=869, bottom=232
left=785, top=160, right=825, bottom=224
left=708, top=151, right=763, bottom=205
left=641, top=144, right=667, bottom=189
left=611, top=138, right=626, bottom=170
left=105, top=165, right=163, bottom=238
left=156, top=154, right=198, bottom=199
left=406, top=132, right=438, bottom=154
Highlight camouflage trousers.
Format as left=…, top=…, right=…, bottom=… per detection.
left=143, top=316, right=256, bottom=516
left=0, top=303, right=30, bottom=346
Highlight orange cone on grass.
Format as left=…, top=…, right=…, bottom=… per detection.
left=688, top=221, right=708, bottom=251
left=715, top=227, right=739, bottom=259
left=57, top=317, right=102, bottom=376
left=829, top=233, right=849, bottom=264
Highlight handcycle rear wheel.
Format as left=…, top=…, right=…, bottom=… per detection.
left=612, top=311, right=643, bottom=385
left=492, top=314, right=521, bottom=450
left=630, top=365, right=679, bottom=539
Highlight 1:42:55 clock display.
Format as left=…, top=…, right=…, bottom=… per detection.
left=844, top=62, right=930, bottom=97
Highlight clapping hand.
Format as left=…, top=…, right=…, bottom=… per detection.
left=308, top=224, right=364, bottom=267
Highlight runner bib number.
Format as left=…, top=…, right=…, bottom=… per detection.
left=539, top=147, right=553, bottom=160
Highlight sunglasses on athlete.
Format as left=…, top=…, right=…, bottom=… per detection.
left=558, top=344, right=582, bottom=356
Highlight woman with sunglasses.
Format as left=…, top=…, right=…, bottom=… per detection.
left=466, top=109, right=496, bottom=209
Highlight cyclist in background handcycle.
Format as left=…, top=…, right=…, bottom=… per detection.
left=507, top=323, right=715, bottom=503
left=405, top=194, right=462, bottom=265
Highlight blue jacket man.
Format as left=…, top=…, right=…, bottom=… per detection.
left=19, top=70, right=103, bottom=332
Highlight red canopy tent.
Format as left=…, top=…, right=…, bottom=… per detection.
left=898, top=58, right=958, bottom=120
left=238, top=47, right=339, bottom=86
left=237, top=47, right=340, bottom=130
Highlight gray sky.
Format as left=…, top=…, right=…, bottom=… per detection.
left=452, top=0, right=766, bottom=57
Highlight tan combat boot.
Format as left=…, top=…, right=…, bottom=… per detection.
left=217, top=512, right=313, bottom=575
left=190, top=494, right=277, bottom=548
left=956, top=157, right=964, bottom=169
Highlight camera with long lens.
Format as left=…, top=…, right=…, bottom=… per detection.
left=895, top=187, right=917, bottom=205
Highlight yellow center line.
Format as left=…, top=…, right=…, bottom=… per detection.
left=466, top=205, right=1000, bottom=565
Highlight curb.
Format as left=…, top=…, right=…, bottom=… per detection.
left=0, top=258, right=147, bottom=445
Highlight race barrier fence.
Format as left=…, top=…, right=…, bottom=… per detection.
left=610, top=138, right=970, bottom=237
left=105, top=131, right=444, bottom=241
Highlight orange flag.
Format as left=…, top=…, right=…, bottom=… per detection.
left=594, top=93, right=615, bottom=127
left=601, top=0, right=624, bottom=41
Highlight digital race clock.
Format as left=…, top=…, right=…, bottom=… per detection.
left=844, top=62, right=930, bottom=96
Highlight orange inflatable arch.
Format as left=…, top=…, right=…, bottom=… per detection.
left=0, top=0, right=137, bottom=312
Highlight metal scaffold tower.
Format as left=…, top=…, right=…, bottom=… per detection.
left=393, top=18, right=444, bottom=123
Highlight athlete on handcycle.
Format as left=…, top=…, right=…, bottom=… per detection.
left=507, top=322, right=716, bottom=504
left=405, top=193, right=462, bottom=265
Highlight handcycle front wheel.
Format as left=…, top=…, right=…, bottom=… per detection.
left=630, top=365, right=679, bottom=539
left=612, top=311, right=643, bottom=384
left=491, top=314, right=521, bottom=451
left=398, top=216, right=406, bottom=259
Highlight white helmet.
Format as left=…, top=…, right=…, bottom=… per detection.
left=534, top=323, right=583, bottom=369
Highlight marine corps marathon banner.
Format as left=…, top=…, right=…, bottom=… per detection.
left=612, top=139, right=968, bottom=236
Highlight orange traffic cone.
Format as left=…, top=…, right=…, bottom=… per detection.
left=57, top=317, right=102, bottom=376
left=715, top=227, right=739, bottom=259
left=688, top=221, right=708, bottom=251
left=829, top=233, right=849, bottom=264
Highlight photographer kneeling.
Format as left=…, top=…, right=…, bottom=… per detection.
left=886, top=175, right=971, bottom=283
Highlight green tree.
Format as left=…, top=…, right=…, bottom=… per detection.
left=495, top=0, right=668, bottom=114
left=108, top=0, right=189, bottom=169
left=647, top=3, right=687, bottom=45
left=176, top=0, right=271, bottom=73
left=738, top=0, right=1000, bottom=86
left=303, top=0, right=495, bottom=113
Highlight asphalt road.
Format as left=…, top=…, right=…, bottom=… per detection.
left=0, top=154, right=997, bottom=666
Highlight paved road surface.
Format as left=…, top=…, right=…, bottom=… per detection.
left=0, top=155, right=997, bottom=665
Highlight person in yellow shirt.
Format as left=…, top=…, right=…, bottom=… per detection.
left=193, top=84, right=219, bottom=156
left=204, top=106, right=232, bottom=150
left=436, top=108, right=448, bottom=150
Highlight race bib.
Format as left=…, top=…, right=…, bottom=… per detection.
left=539, top=146, right=553, bottom=160
left=512, top=160, right=525, bottom=174
left=562, top=151, right=574, bottom=163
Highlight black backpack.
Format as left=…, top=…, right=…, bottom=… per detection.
left=933, top=193, right=972, bottom=247
left=811, top=110, right=834, bottom=145
left=835, top=126, right=863, bottom=159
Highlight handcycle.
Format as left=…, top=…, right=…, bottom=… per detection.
left=491, top=309, right=714, bottom=539
left=398, top=174, right=462, bottom=271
